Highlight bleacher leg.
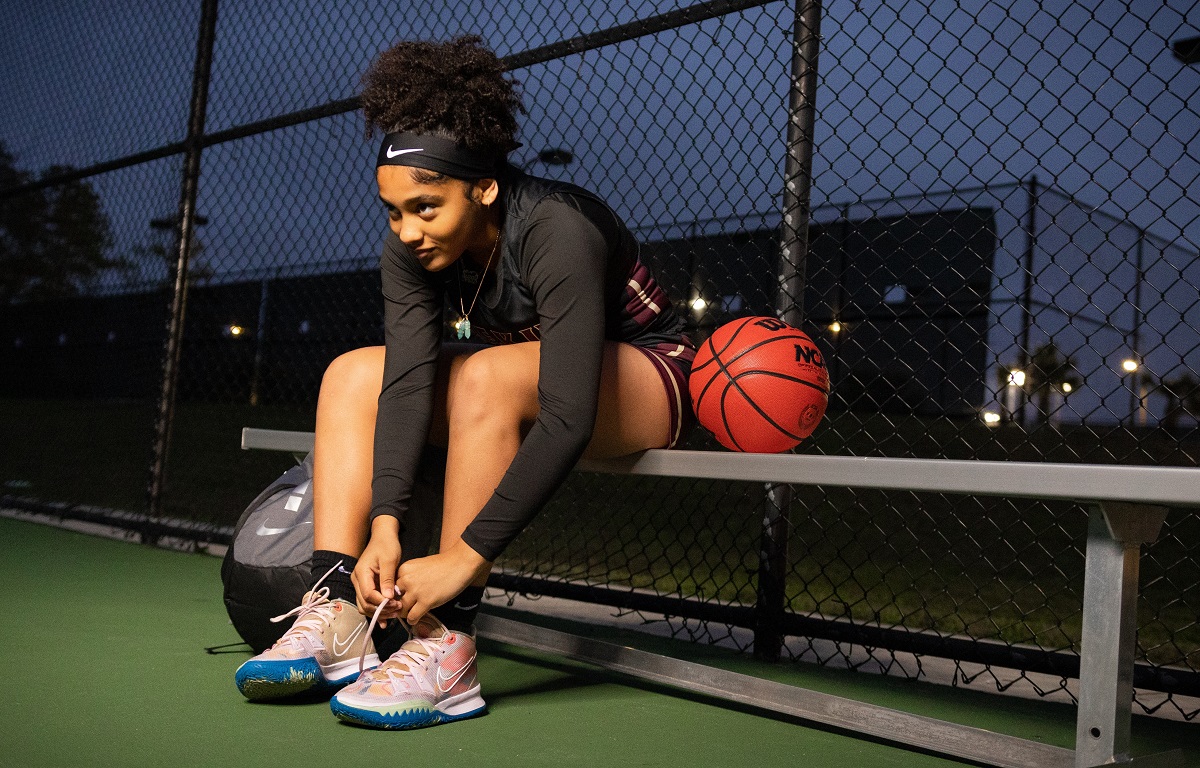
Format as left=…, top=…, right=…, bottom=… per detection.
left=754, top=482, right=791, bottom=661
left=1074, top=502, right=1180, bottom=768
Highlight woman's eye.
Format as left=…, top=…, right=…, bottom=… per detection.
left=417, top=203, right=435, bottom=216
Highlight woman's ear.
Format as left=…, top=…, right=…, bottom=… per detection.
left=474, top=177, right=500, bottom=206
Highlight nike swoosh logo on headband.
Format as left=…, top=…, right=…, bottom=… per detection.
left=386, top=146, right=423, bottom=158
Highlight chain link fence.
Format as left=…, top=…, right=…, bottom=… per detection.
left=2, top=0, right=1198, bottom=719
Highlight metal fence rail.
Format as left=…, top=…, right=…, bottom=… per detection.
left=2, top=0, right=1198, bottom=721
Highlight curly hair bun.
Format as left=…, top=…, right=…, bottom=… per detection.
left=361, top=35, right=524, bottom=158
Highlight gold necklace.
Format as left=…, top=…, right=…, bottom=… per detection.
left=454, top=228, right=500, bottom=340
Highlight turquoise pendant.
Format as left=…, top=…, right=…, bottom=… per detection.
left=455, top=317, right=471, bottom=340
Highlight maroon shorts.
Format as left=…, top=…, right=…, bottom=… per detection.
left=630, top=339, right=697, bottom=449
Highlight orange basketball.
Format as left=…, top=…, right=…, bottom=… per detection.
left=689, top=316, right=829, bottom=453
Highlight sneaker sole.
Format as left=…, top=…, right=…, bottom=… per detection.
left=235, top=658, right=372, bottom=701
left=330, top=690, right=487, bottom=730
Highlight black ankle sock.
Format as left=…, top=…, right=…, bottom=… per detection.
left=310, top=549, right=358, bottom=604
left=431, top=585, right=485, bottom=633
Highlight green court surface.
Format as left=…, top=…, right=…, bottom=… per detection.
left=2, top=516, right=1196, bottom=767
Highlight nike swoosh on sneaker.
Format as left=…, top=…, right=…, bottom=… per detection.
left=332, top=623, right=365, bottom=656
left=386, top=146, right=423, bottom=158
left=436, top=651, right=477, bottom=693
left=453, top=601, right=480, bottom=611
left=255, top=520, right=314, bottom=536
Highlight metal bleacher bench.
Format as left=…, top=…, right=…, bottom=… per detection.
left=242, top=426, right=1196, bottom=768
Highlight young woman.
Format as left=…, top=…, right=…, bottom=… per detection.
left=234, top=35, right=695, bottom=730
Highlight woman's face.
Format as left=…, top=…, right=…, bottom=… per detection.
left=377, top=166, right=497, bottom=272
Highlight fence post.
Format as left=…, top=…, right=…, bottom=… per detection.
left=146, top=0, right=220, bottom=526
left=1014, top=174, right=1038, bottom=426
left=249, top=275, right=270, bottom=406
left=757, top=0, right=823, bottom=662
left=1129, top=230, right=1146, bottom=426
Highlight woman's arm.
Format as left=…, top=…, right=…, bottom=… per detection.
left=354, top=234, right=444, bottom=614
left=458, top=196, right=612, bottom=562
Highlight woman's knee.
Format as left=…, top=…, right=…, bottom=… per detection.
left=319, top=346, right=385, bottom=404
left=446, top=346, right=539, bottom=426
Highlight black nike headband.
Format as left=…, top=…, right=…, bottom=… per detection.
left=376, top=131, right=499, bottom=179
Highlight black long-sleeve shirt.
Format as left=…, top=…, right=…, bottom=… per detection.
left=370, top=169, right=690, bottom=561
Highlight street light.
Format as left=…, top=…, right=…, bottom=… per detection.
left=1005, top=368, right=1026, bottom=424
left=1119, top=357, right=1147, bottom=426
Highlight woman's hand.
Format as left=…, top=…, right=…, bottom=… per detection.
left=352, top=516, right=404, bottom=625
left=394, top=540, right=492, bottom=625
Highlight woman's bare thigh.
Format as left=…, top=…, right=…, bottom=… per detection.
left=345, top=340, right=674, bottom=458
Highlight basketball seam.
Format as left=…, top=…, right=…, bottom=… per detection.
left=691, top=317, right=754, bottom=374
left=717, top=363, right=809, bottom=445
left=713, top=317, right=757, bottom=359
left=704, top=331, right=750, bottom=450
left=730, top=369, right=829, bottom=395
left=717, top=380, right=747, bottom=452
left=692, top=317, right=826, bottom=451
left=721, top=334, right=820, bottom=370
left=692, top=336, right=725, bottom=415
left=729, top=374, right=807, bottom=443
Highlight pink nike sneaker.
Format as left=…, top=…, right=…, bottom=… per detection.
left=330, top=614, right=486, bottom=729
left=234, top=565, right=379, bottom=700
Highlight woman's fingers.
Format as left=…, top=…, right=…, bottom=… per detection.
left=351, top=535, right=403, bottom=616
left=405, top=597, right=429, bottom=625
left=351, top=562, right=375, bottom=614
left=378, top=567, right=396, bottom=604
left=390, top=552, right=475, bottom=625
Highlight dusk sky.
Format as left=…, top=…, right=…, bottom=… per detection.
left=2, top=0, right=1197, bottom=421
left=2, top=1, right=1196, bottom=263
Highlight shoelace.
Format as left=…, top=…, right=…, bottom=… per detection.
left=357, top=586, right=450, bottom=679
left=359, top=585, right=404, bottom=674
left=267, top=561, right=342, bottom=650
left=365, top=636, right=445, bottom=695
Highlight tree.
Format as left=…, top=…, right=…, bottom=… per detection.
left=0, top=143, right=42, bottom=295
left=1027, top=342, right=1080, bottom=423
left=0, top=141, right=123, bottom=303
left=1157, top=373, right=1200, bottom=432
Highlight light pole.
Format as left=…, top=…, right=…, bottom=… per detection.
left=1006, top=367, right=1026, bottom=425
left=1048, top=381, right=1073, bottom=428
left=1120, top=357, right=1147, bottom=427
